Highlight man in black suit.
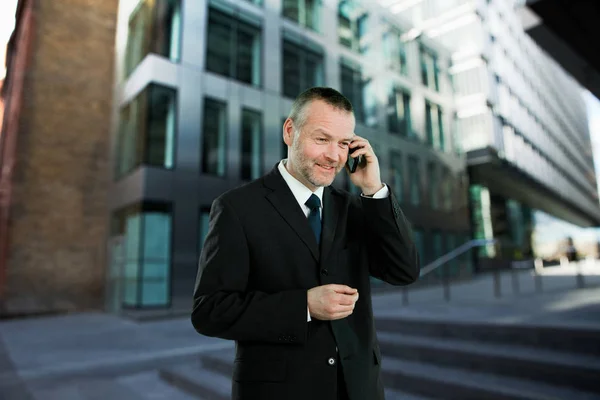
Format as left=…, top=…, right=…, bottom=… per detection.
left=192, top=87, right=419, bottom=400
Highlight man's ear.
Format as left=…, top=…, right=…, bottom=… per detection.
left=283, top=118, right=294, bottom=146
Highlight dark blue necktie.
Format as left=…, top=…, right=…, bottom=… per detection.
left=305, top=194, right=321, bottom=244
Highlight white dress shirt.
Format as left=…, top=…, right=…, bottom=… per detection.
left=277, top=160, right=389, bottom=322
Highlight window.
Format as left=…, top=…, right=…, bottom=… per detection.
left=338, top=0, right=368, bottom=53
left=206, top=8, right=261, bottom=87
left=340, top=61, right=365, bottom=123
left=283, top=0, right=321, bottom=32
left=383, top=27, right=407, bottom=75
left=428, top=162, right=438, bottom=209
left=389, top=151, right=404, bottom=202
left=115, top=84, right=176, bottom=179
left=202, top=98, right=227, bottom=177
left=388, top=88, right=412, bottom=137
left=282, top=40, right=324, bottom=98
left=442, top=169, right=453, bottom=211
left=408, top=156, right=421, bottom=206
left=125, top=0, right=181, bottom=76
left=420, top=45, right=440, bottom=92
left=111, top=203, right=172, bottom=308
left=426, top=101, right=445, bottom=151
left=241, top=109, right=263, bottom=180
left=452, top=114, right=461, bottom=155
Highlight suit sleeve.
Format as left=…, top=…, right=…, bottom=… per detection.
left=361, top=189, right=420, bottom=285
left=191, top=196, right=308, bottom=344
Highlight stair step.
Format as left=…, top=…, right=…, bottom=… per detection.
left=382, top=356, right=600, bottom=400
left=117, top=370, right=199, bottom=400
left=385, top=387, right=434, bottom=400
left=377, top=331, right=600, bottom=393
left=30, top=378, right=146, bottom=400
left=160, top=364, right=231, bottom=400
left=375, top=317, right=600, bottom=356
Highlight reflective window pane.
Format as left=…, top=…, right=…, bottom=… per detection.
left=428, top=162, right=438, bottom=210
left=338, top=1, right=368, bottom=53
left=111, top=204, right=172, bottom=308
left=206, top=8, right=261, bottom=86
left=202, top=98, right=228, bottom=177
left=241, top=109, right=263, bottom=180
left=388, top=88, right=412, bottom=136
left=389, top=151, right=403, bottom=202
left=340, top=63, right=364, bottom=123
left=408, top=156, right=421, bottom=206
left=124, top=0, right=181, bottom=76
left=115, top=84, right=176, bottom=180
left=420, top=45, right=440, bottom=92
left=282, top=40, right=323, bottom=98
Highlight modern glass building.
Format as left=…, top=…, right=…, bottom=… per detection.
left=107, top=0, right=598, bottom=312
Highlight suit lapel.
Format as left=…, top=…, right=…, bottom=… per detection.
left=264, top=165, right=319, bottom=261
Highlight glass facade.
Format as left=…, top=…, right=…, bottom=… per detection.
left=282, top=39, right=324, bottom=98
left=111, top=204, right=171, bottom=308
left=383, top=27, right=407, bottom=76
left=388, top=87, right=412, bottom=137
left=408, top=156, right=421, bottom=206
left=340, top=60, right=364, bottom=123
left=420, top=45, right=440, bottom=92
left=283, top=0, right=321, bottom=32
left=115, top=84, right=176, bottom=179
left=206, top=7, right=261, bottom=87
left=241, top=108, right=263, bottom=180
left=338, top=0, right=368, bottom=53
left=124, top=0, right=182, bottom=76
left=202, top=98, right=228, bottom=177
left=428, top=162, right=438, bottom=209
left=389, top=150, right=403, bottom=202
left=110, top=0, right=508, bottom=310
left=426, top=101, right=444, bottom=151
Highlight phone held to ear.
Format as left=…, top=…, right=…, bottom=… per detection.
left=346, top=149, right=361, bottom=173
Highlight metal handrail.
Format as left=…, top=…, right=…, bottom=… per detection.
left=420, top=239, right=497, bottom=277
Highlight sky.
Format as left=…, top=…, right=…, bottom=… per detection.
left=0, top=0, right=18, bottom=79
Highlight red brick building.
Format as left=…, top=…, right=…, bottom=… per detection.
left=0, top=0, right=118, bottom=317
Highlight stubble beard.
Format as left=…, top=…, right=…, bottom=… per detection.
left=291, top=142, right=338, bottom=189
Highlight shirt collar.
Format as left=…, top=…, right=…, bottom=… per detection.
left=278, top=159, right=324, bottom=208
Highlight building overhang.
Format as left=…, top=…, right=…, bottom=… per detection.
left=467, top=147, right=600, bottom=227
left=519, top=0, right=600, bottom=99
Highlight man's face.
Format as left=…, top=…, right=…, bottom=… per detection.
left=284, top=100, right=355, bottom=191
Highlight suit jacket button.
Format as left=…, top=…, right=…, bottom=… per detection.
left=321, top=269, right=328, bottom=276
left=328, top=357, right=336, bottom=366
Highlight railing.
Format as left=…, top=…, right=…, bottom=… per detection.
left=398, top=239, right=597, bottom=306
left=420, top=239, right=497, bottom=277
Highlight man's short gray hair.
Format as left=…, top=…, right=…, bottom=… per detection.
left=288, top=87, right=354, bottom=134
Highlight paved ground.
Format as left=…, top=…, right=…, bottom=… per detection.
left=0, top=263, right=598, bottom=399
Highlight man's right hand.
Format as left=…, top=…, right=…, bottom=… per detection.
left=307, top=284, right=359, bottom=320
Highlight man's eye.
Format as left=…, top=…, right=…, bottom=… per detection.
left=317, top=138, right=327, bottom=142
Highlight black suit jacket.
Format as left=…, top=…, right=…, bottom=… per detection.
left=192, top=165, right=419, bottom=400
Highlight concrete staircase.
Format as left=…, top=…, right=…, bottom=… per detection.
left=159, top=317, right=600, bottom=399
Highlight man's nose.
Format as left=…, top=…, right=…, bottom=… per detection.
left=325, top=144, right=344, bottom=162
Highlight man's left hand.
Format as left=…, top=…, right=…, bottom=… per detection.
left=346, top=135, right=383, bottom=196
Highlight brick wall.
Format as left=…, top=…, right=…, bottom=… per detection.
left=2, top=0, right=118, bottom=315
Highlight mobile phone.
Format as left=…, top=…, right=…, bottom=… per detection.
left=346, top=149, right=361, bottom=173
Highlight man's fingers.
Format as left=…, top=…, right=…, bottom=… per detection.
left=330, top=284, right=357, bottom=294
left=337, top=293, right=359, bottom=306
